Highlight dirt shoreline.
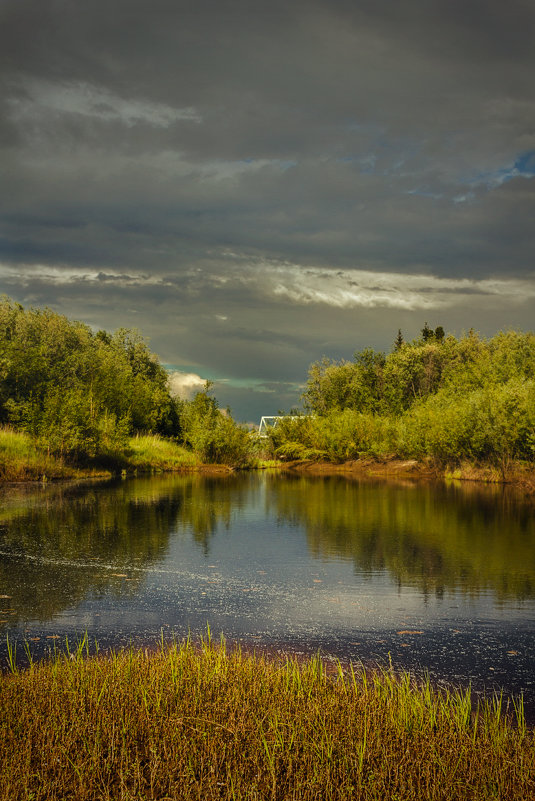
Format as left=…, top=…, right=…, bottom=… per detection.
left=277, top=456, right=535, bottom=493
left=2, top=457, right=534, bottom=493
left=0, top=462, right=235, bottom=486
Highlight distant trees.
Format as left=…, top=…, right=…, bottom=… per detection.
left=394, top=329, right=404, bottom=350
left=0, top=296, right=253, bottom=467
left=301, top=325, right=532, bottom=418
left=178, top=381, right=251, bottom=467
left=302, top=326, right=452, bottom=416
left=276, top=325, right=535, bottom=471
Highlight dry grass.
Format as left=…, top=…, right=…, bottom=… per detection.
left=0, top=636, right=533, bottom=800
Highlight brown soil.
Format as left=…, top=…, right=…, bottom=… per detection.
left=278, top=456, right=535, bottom=493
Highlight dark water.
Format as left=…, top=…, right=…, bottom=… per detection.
left=0, top=472, right=534, bottom=718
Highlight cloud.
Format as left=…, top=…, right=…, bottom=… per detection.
left=168, top=371, right=206, bottom=399
left=1, top=0, right=535, bottom=419
left=0, top=263, right=174, bottom=288
left=7, top=79, right=201, bottom=129
left=6, top=259, right=533, bottom=313
left=247, top=264, right=535, bottom=311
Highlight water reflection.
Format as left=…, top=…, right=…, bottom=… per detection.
left=0, top=473, right=534, bottom=632
left=266, top=474, right=535, bottom=602
left=0, top=474, right=252, bottom=624
left=1, top=472, right=534, bottom=718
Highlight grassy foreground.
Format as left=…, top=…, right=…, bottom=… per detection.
left=0, top=639, right=533, bottom=800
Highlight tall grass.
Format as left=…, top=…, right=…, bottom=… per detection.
left=0, top=637, right=532, bottom=800
left=0, top=426, right=80, bottom=481
left=123, top=433, right=200, bottom=470
left=0, top=428, right=201, bottom=482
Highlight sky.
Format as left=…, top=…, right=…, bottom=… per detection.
left=1, top=0, right=534, bottom=422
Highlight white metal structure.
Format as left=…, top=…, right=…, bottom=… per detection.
left=258, top=416, right=282, bottom=436
left=258, top=415, right=302, bottom=437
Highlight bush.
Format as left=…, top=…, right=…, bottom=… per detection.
left=181, top=384, right=253, bottom=467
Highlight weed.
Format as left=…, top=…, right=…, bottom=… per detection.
left=0, top=639, right=533, bottom=800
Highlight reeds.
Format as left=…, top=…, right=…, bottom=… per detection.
left=0, top=636, right=533, bottom=800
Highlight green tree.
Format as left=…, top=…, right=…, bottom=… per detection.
left=394, top=329, right=404, bottom=350
left=181, top=383, right=252, bottom=467
left=0, top=296, right=182, bottom=460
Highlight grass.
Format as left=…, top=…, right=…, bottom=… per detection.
left=0, top=637, right=533, bottom=800
left=122, top=433, right=200, bottom=471
left=0, top=427, right=82, bottom=481
left=0, top=428, right=200, bottom=483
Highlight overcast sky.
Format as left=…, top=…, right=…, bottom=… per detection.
left=1, top=0, right=534, bottom=421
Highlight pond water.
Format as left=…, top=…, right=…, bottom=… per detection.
left=0, top=472, right=534, bottom=718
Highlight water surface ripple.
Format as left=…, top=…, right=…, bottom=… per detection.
left=0, top=472, right=533, bottom=718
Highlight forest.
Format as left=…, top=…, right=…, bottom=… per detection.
left=269, top=324, right=535, bottom=476
left=0, top=296, right=250, bottom=473
left=1, top=296, right=534, bottom=478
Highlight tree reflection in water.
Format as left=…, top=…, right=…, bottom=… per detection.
left=0, top=474, right=251, bottom=623
left=265, top=474, right=535, bottom=602
left=0, top=472, right=534, bottom=630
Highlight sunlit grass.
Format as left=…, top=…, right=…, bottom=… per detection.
left=0, top=426, right=79, bottom=481
left=0, top=428, right=200, bottom=482
left=124, top=433, right=200, bottom=470
left=0, top=636, right=533, bottom=800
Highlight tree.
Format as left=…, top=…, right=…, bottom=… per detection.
left=181, top=382, right=251, bottom=466
left=421, top=322, right=434, bottom=342
left=394, top=329, right=404, bottom=350
left=0, top=296, right=183, bottom=458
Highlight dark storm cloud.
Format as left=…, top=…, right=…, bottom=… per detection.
left=1, top=0, right=534, bottom=418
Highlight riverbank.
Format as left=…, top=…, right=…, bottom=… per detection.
left=279, top=455, right=535, bottom=493
left=0, top=639, right=532, bottom=801
left=0, top=428, right=233, bottom=483
left=2, top=425, right=534, bottom=492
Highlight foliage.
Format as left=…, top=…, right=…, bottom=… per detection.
left=0, top=296, right=257, bottom=469
left=269, top=411, right=394, bottom=462
left=0, top=426, right=81, bottom=481
left=399, top=378, right=535, bottom=473
left=284, top=327, right=535, bottom=470
left=124, top=433, right=200, bottom=470
left=0, top=296, right=182, bottom=461
left=181, top=382, right=253, bottom=467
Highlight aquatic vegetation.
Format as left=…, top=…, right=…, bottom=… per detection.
left=0, top=637, right=533, bottom=800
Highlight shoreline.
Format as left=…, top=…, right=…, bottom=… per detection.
left=274, top=457, right=535, bottom=495
left=5, top=633, right=533, bottom=724
left=1, top=455, right=535, bottom=493
left=0, top=462, right=235, bottom=487
left=276, top=456, right=535, bottom=493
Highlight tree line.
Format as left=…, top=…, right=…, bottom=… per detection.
left=270, top=324, right=535, bottom=474
left=0, top=296, right=249, bottom=465
left=3, top=296, right=534, bottom=474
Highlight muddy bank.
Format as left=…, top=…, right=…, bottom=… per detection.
left=278, top=456, right=535, bottom=493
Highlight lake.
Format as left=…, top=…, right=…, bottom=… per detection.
left=0, top=471, right=534, bottom=718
